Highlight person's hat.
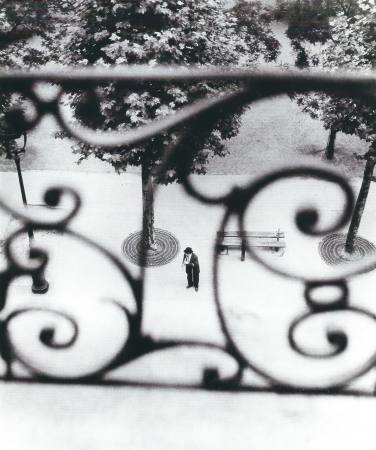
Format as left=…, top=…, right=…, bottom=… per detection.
left=184, top=247, right=193, bottom=254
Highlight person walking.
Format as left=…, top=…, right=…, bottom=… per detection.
left=182, top=247, right=200, bottom=291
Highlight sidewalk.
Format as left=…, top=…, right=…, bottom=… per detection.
left=1, top=169, right=376, bottom=367
left=2, top=383, right=376, bottom=450
left=2, top=168, right=376, bottom=449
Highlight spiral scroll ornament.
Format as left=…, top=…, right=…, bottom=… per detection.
left=213, top=167, right=376, bottom=390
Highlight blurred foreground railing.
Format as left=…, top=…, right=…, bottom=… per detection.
left=0, top=67, right=376, bottom=394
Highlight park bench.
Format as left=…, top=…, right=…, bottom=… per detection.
left=216, top=230, right=285, bottom=261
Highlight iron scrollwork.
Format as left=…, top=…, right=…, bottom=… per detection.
left=0, top=67, right=376, bottom=393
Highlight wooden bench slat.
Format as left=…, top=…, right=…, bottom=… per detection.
left=218, top=231, right=285, bottom=239
left=247, top=241, right=286, bottom=248
left=221, top=240, right=285, bottom=248
left=218, top=231, right=280, bottom=235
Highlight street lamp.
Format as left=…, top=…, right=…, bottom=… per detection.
left=0, top=115, right=49, bottom=294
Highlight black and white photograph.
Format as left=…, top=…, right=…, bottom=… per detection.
left=0, top=0, right=376, bottom=448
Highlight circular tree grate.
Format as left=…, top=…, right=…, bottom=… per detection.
left=121, top=228, right=180, bottom=267
left=319, top=233, right=376, bottom=267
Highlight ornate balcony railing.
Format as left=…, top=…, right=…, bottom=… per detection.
left=0, top=66, right=376, bottom=394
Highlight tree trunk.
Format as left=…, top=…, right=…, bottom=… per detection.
left=345, top=156, right=376, bottom=254
left=141, top=163, right=156, bottom=250
left=325, top=127, right=337, bottom=160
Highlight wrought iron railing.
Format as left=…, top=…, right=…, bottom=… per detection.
left=0, top=67, right=376, bottom=394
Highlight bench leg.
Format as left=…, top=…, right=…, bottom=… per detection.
left=241, top=239, right=246, bottom=261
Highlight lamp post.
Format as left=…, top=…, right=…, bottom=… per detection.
left=0, top=117, right=49, bottom=294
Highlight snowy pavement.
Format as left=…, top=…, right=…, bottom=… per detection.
left=1, top=168, right=376, bottom=448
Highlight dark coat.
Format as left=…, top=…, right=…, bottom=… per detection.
left=184, top=252, right=200, bottom=273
